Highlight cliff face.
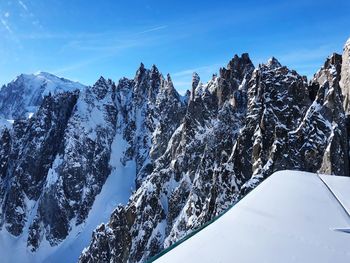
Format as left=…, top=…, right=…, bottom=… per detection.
left=341, top=39, right=350, bottom=113
left=0, top=39, right=349, bottom=263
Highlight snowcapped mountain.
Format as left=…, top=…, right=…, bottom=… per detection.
left=0, top=72, right=85, bottom=120
left=0, top=39, right=349, bottom=263
left=0, top=66, right=185, bottom=263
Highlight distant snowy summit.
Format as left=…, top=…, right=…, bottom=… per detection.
left=0, top=71, right=85, bottom=120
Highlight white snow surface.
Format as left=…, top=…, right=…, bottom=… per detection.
left=155, top=170, right=350, bottom=263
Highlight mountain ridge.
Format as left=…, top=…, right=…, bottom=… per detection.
left=0, top=38, right=349, bottom=263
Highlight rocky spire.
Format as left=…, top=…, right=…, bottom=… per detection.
left=313, top=53, right=342, bottom=88
left=162, top=73, right=179, bottom=98
left=191, top=72, right=200, bottom=101
left=151, top=64, right=159, bottom=74
left=216, top=53, right=254, bottom=106
left=266, top=57, right=282, bottom=69
left=135, top=62, right=146, bottom=82
left=92, top=76, right=114, bottom=100
left=139, top=62, right=145, bottom=71
left=166, top=73, right=175, bottom=90
left=340, top=38, right=350, bottom=114
left=220, top=53, right=254, bottom=81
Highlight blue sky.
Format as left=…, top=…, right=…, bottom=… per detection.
left=0, top=0, right=349, bottom=94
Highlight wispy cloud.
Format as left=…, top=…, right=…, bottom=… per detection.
left=0, top=17, right=12, bottom=34
left=272, top=44, right=338, bottom=78
left=18, top=0, right=28, bottom=11
left=51, top=58, right=101, bottom=75
left=278, top=45, right=336, bottom=64
left=172, top=80, right=192, bottom=87
left=172, top=64, right=221, bottom=77
left=170, top=63, right=222, bottom=94
left=137, top=25, right=168, bottom=35
left=61, top=31, right=163, bottom=53
left=50, top=25, right=169, bottom=74
left=18, top=25, right=168, bottom=41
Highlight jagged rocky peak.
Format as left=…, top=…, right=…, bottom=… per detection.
left=289, top=51, right=349, bottom=177
left=307, top=53, right=342, bottom=103
left=136, top=62, right=145, bottom=75
left=189, top=53, right=254, bottom=106
left=307, top=54, right=342, bottom=102
left=115, top=62, right=186, bottom=186
left=135, top=63, right=161, bottom=80
left=220, top=53, right=254, bottom=80
left=78, top=53, right=257, bottom=263
left=0, top=60, right=185, bottom=258
left=119, top=62, right=181, bottom=104
left=266, top=56, right=282, bottom=69
left=259, top=56, right=303, bottom=82
left=215, top=53, right=254, bottom=106
left=132, top=63, right=167, bottom=104
left=341, top=38, right=350, bottom=113
left=326, top=52, right=342, bottom=70
left=151, top=64, right=159, bottom=74
left=192, top=72, right=200, bottom=88
left=184, top=89, right=191, bottom=101
left=226, top=53, right=253, bottom=76
left=163, top=73, right=178, bottom=96
left=150, top=64, right=162, bottom=89
left=78, top=39, right=349, bottom=263
left=229, top=56, right=310, bottom=191
left=92, top=76, right=115, bottom=99
left=3, top=39, right=350, bottom=263
left=166, top=73, right=172, bottom=84
left=191, top=72, right=200, bottom=100
left=323, top=53, right=342, bottom=75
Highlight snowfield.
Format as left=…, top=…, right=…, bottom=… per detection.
left=154, top=170, right=350, bottom=263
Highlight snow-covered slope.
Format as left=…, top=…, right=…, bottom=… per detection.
left=154, top=170, right=350, bottom=263
left=0, top=72, right=85, bottom=120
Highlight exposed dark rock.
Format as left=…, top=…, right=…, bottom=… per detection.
left=341, top=40, right=350, bottom=113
